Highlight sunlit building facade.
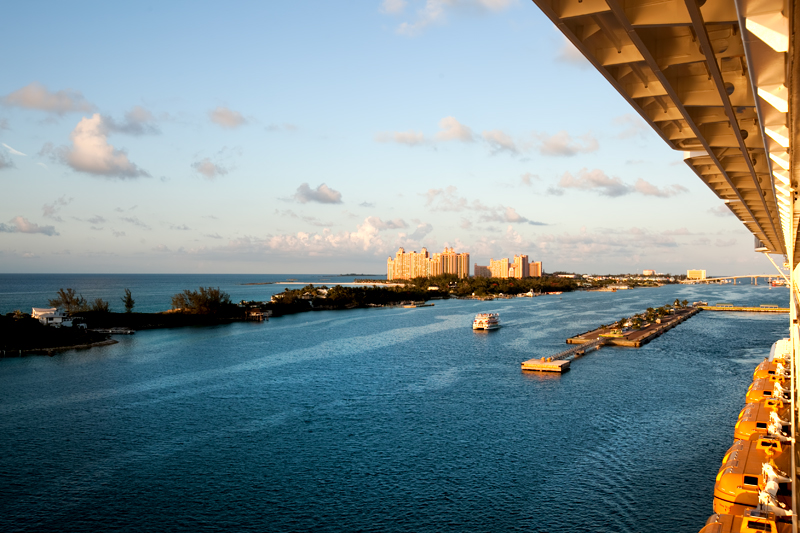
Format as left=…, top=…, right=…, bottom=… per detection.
left=387, top=247, right=470, bottom=280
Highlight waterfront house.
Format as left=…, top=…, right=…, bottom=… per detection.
left=31, top=307, right=73, bottom=327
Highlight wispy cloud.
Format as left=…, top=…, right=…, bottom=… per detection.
left=374, top=130, right=426, bottom=146
left=553, top=168, right=688, bottom=198
left=0, top=216, right=58, bottom=236
left=536, top=131, right=598, bottom=156
left=209, top=106, right=247, bottom=129
left=394, top=0, right=516, bottom=36
left=556, top=37, right=589, bottom=68
left=381, top=0, right=408, bottom=14
left=709, top=204, right=734, bottom=217
left=424, top=186, right=545, bottom=225
left=435, top=116, right=474, bottom=142
left=191, top=158, right=228, bottom=179
left=482, top=129, right=518, bottom=154
left=2, top=82, right=95, bottom=115
left=293, top=183, right=343, bottom=204
left=104, top=106, right=160, bottom=135
left=42, top=196, right=73, bottom=221
left=2, top=142, right=26, bottom=156
left=0, top=153, right=13, bottom=170
left=40, top=114, right=149, bottom=179
left=359, top=201, right=375, bottom=208
left=120, top=216, right=151, bottom=230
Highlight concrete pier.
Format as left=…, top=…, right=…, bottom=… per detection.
left=522, top=306, right=701, bottom=372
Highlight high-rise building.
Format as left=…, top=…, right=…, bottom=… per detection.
left=530, top=261, right=542, bottom=277
left=489, top=258, right=509, bottom=278
left=387, top=247, right=470, bottom=280
left=512, top=255, right=529, bottom=278
left=474, top=265, right=490, bottom=278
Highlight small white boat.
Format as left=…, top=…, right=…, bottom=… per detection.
left=473, top=313, right=500, bottom=330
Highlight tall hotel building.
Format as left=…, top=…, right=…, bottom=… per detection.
left=476, top=255, right=542, bottom=278
left=387, top=247, right=470, bottom=280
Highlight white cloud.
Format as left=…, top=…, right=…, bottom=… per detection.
left=374, top=130, right=426, bottom=146
left=554, top=169, right=689, bottom=199
left=557, top=168, right=630, bottom=197
left=482, top=129, right=517, bottom=154
left=42, top=114, right=149, bottom=178
left=2, top=82, right=95, bottom=115
left=395, top=0, right=516, bottom=36
left=556, top=37, right=590, bottom=68
left=209, top=106, right=247, bottom=129
left=520, top=172, right=538, bottom=186
left=536, top=131, right=598, bottom=156
left=2, top=143, right=26, bottom=156
left=293, top=183, right=343, bottom=204
left=709, top=204, right=734, bottom=217
left=614, top=114, right=649, bottom=139
left=435, top=116, right=474, bottom=142
left=192, top=158, right=228, bottom=179
left=381, top=0, right=408, bottom=14
left=0, top=216, right=58, bottom=236
left=632, top=178, right=688, bottom=198
left=367, top=216, right=408, bottom=230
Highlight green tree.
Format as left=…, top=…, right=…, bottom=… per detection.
left=91, top=298, right=110, bottom=312
left=170, top=287, right=232, bottom=315
left=48, top=288, right=88, bottom=314
left=121, top=288, right=135, bottom=313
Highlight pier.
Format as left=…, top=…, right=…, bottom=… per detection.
left=521, top=306, right=701, bottom=372
left=698, top=304, right=789, bottom=313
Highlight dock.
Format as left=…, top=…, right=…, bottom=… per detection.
left=698, top=305, right=789, bottom=313
left=521, top=306, right=701, bottom=373
left=521, top=337, right=607, bottom=373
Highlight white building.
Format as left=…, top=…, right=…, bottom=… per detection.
left=31, top=308, right=72, bottom=327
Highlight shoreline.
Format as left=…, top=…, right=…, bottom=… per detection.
left=3, top=338, right=119, bottom=357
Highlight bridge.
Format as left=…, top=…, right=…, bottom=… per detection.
left=691, top=274, right=785, bottom=285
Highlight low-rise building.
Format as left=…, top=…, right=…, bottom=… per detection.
left=31, top=307, right=72, bottom=327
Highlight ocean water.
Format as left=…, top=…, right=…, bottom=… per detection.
left=0, top=273, right=380, bottom=315
left=0, top=278, right=790, bottom=532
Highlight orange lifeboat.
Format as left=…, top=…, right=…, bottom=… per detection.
left=745, top=379, right=789, bottom=404
left=753, top=360, right=790, bottom=381
left=734, top=402, right=790, bottom=441
left=713, top=437, right=791, bottom=513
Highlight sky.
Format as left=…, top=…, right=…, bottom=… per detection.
left=0, top=0, right=779, bottom=276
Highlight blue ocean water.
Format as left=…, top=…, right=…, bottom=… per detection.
left=0, top=273, right=381, bottom=315
left=0, top=278, right=790, bottom=532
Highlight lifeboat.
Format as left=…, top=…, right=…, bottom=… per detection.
left=714, top=437, right=791, bottom=513
left=734, top=403, right=790, bottom=441
left=699, top=509, right=790, bottom=533
left=753, top=360, right=790, bottom=381
left=745, top=380, right=790, bottom=404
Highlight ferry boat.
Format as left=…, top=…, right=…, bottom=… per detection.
left=472, top=313, right=500, bottom=330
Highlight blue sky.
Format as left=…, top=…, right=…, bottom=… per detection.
left=0, top=0, right=774, bottom=275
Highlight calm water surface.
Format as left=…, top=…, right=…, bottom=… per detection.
left=0, top=279, right=790, bottom=532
